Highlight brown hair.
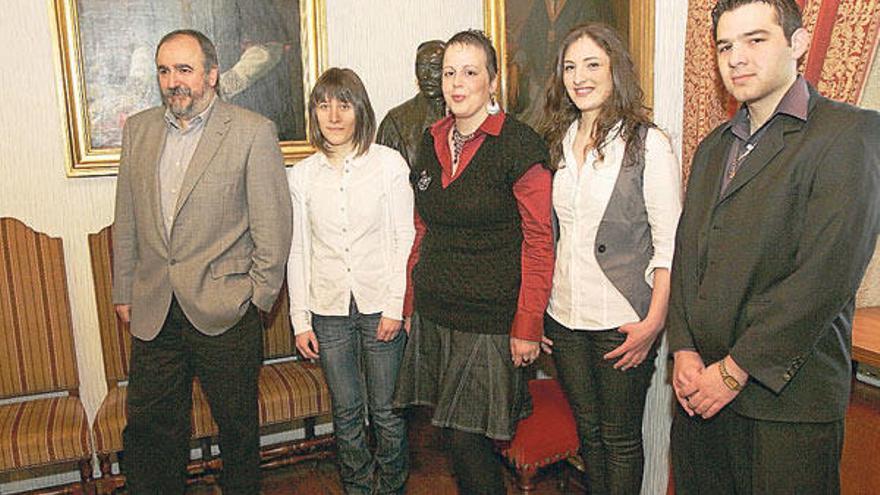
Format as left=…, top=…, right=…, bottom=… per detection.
left=308, top=68, right=376, bottom=157
left=711, top=0, right=803, bottom=42
left=540, top=23, right=651, bottom=169
left=445, top=29, right=498, bottom=82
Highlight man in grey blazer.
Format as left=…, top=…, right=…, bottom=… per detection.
left=112, top=29, right=292, bottom=494
left=668, top=1, right=880, bottom=493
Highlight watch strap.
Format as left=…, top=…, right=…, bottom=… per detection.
left=719, top=358, right=743, bottom=392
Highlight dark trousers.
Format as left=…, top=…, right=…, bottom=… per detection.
left=671, top=404, right=844, bottom=495
left=122, top=297, right=262, bottom=495
left=545, top=315, right=657, bottom=495
left=449, top=429, right=506, bottom=495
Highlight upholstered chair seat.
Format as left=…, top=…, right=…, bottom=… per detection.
left=0, top=396, right=91, bottom=471
left=500, top=378, right=580, bottom=492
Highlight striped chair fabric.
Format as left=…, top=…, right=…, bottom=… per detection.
left=257, top=361, right=329, bottom=426
left=93, top=364, right=331, bottom=454
left=0, top=396, right=90, bottom=470
left=0, top=217, right=91, bottom=472
left=93, top=378, right=215, bottom=454
left=88, top=225, right=332, bottom=457
left=262, top=281, right=296, bottom=360
left=1, top=218, right=80, bottom=398
left=87, top=225, right=130, bottom=385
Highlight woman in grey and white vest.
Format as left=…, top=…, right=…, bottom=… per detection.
left=540, top=23, right=682, bottom=495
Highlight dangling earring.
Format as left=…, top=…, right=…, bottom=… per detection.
left=486, top=94, right=500, bottom=115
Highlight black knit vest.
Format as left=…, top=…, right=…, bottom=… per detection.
left=412, top=117, right=548, bottom=333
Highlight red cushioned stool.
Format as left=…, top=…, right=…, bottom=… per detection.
left=499, top=378, right=580, bottom=492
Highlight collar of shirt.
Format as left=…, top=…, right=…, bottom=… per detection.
left=560, top=119, right=623, bottom=171
left=163, top=94, right=216, bottom=134
left=428, top=110, right=505, bottom=140
left=728, top=75, right=809, bottom=142
left=314, top=148, right=367, bottom=171
left=429, top=112, right=506, bottom=185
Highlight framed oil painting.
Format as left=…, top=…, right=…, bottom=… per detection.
left=52, top=0, right=327, bottom=176
left=484, top=0, right=654, bottom=128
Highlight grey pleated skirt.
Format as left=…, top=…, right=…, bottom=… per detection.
left=393, top=313, right=531, bottom=440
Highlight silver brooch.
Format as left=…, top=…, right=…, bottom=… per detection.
left=417, top=170, right=432, bottom=191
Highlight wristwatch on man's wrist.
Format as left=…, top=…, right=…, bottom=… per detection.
left=719, top=358, right=744, bottom=392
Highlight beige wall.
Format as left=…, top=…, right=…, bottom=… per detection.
left=0, top=0, right=118, bottom=418
left=0, top=0, right=686, bottom=493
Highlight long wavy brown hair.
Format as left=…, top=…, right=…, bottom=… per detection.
left=539, top=23, right=651, bottom=169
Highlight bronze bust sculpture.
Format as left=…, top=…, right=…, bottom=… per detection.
left=377, top=40, right=446, bottom=167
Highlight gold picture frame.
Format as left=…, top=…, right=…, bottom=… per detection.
left=52, top=0, right=327, bottom=177
left=483, top=0, right=654, bottom=127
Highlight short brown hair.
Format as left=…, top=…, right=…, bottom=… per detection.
left=445, top=29, right=498, bottom=81
left=308, top=68, right=376, bottom=157
left=711, top=0, right=803, bottom=42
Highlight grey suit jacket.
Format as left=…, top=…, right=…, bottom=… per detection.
left=667, top=86, right=880, bottom=422
left=112, top=99, right=293, bottom=340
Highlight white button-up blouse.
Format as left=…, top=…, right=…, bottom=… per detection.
left=547, top=121, right=682, bottom=330
left=286, top=144, right=415, bottom=335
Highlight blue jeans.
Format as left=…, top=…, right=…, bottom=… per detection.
left=313, top=300, right=408, bottom=495
left=545, top=314, right=657, bottom=495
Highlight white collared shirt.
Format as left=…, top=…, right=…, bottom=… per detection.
left=547, top=121, right=682, bottom=330
left=286, top=144, right=415, bottom=334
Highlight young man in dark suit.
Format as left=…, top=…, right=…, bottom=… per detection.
left=667, top=0, right=880, bottom=492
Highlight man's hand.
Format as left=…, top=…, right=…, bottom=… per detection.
left=672, top=350, right=705, bottom=416
left=295, top=331, right=320, bottom=360
left=403, top=316, right=412, bottom=334
left=604, top=319, right=663, bottom=371
left=687, top=356, right=748, bottom=419
left=376, top=317, right=402, bottom=342
left=510, top=337, right=540, bottom=367
left=115, top=304, right=131, bottom=323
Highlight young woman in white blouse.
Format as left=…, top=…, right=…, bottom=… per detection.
left=539, top=24, right=681, bottom=495
left=287, top=67, right=415, bottom=495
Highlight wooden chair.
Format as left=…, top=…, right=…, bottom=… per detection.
left=0, top=217, right=94, bottom=494
left=255, top=282, right=335, bottom=471
left=499, top=378, right=580, bottom=493
left=87, top=225, right=332, bottom=493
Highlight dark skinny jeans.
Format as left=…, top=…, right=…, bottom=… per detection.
left=546, top=314, right=657, bottom=495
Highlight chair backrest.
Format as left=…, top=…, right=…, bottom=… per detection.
left=88, top=225, right=131, bottom=386
left=0, top=217, right=80, bottom=399
left=262, top=281, right=296, bottom=360
left=87, top=224, right=298, bottom=386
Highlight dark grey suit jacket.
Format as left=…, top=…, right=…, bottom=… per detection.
left=667, top=86, right=880, bottom=422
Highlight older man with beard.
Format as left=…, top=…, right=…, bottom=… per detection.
left=111, top=29, right=292, bottom=494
